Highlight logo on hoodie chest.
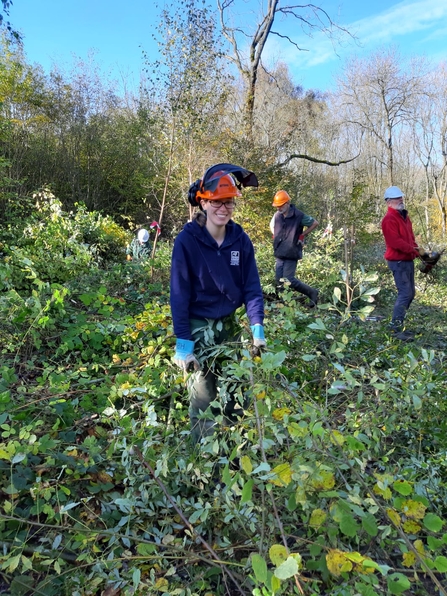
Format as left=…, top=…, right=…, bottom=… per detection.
left=230, top=251, right=240, bottom=266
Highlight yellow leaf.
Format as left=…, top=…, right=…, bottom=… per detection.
left=309, top=508, right=327, bottom=528
left=270, top=463, right=292, bottom=487
left=287, top=421, right=308, bottom=439
left=330, top=430, right=345, bottom=445
left=311, top=469, right=335, bottom=490
left=272, top=407, right=291, bottom=420
left=402, top=520, right=421, bottom=533
left=97, top=471, right=113, bottom=483
left=373, top=483, right=392, bottom=500
left=386, top=508, right=401, bottom=526
left=241, top=455, right=253, bottom=475
left=401, top=500, right=426, bottom=520
left=154, top=578, right=169, bottom=591
left=326, top=549, right=353, bottom=577
left=414, top=539, right=425, bottom=555
left=112, top=354, right=121, bottom=363
left=269, top=544, right=288, bottom=566
left=402, top=551, right=416, bottom=568
left=0, top=448, right=11, bottom=461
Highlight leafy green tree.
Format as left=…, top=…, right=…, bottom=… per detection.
left=141, top=0, right=229, bottom=244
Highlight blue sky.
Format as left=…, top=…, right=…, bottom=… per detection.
left=7, top=0, right=447, bottom=93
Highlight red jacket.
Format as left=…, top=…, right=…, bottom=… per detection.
left=381, top=207, right=419, bottom=261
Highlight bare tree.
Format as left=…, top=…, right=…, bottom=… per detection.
left=336, top=47, right=428, bottom=187
left=217, top=0, right=350, bottom=141
left=412, top=63, right=447, bottom=238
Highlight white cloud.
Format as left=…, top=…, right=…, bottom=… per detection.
left=260, top=0, right=447, bottom=88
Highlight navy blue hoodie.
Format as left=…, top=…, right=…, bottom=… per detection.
left=170, top=218, right=264, bottom=340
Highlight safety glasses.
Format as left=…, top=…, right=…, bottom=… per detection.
left=208, top=200, right=235, bottom=210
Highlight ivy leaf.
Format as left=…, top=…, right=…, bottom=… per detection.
left=423, top=513, right=444, bottom=532
left=251, top=553, right=267, bottom=583
left=387, top=572, right=411, bottom=594
left=274, top=556, right=298, bottom=580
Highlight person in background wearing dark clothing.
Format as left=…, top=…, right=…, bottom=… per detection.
left=126, top=228, right=151, bottom=261
left=381, top=186, right=426, bottom=341
left=270, top=190, right=319, bottom=307
left=170, top=164, right=265, bottom=444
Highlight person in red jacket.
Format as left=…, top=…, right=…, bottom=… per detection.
left=381, top=186, right=425, bottom=340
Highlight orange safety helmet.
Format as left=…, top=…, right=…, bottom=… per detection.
left=196, top=173, right=242, bottom=201
left=272, top=190, right=291, bottom=207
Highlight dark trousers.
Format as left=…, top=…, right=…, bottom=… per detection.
left=188, top=317, right=245, bottom=444
left=275, top=258, right=317, bottom=300
left=387, top=260, right=415, bottom=323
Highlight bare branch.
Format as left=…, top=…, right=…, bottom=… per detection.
left=277, top=152, right=360, bottom=167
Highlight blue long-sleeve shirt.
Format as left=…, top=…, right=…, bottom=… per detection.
left=170, top=218, right=264, bottom=340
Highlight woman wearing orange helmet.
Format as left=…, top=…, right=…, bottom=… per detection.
left=170, top=164, right=265, bottom=444
left=270, top=190, right=319, bottom=306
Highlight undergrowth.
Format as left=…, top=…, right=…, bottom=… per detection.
left=0, top=205, right=446, bottom=596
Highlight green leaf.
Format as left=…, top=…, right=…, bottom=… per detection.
left=251, top=553, right=268, bottom=583
left=412, top=395, right=422, bottom=410
left=241, top=455, right=253, bottom=474
left=241, top=479, right=254, bottom=504
left=362, top=513, right=378, bottom=537
left=60, top=502, right=80, bottom=513
left=427, top=536, right=443, bottom=550
left=387, top=573, right=411, bottom=594
left=340, top=513, right=359, bottom=537
left=393, top=480, right=412, bottom=496
left=136, top=543, right=157, bottom=556
left=252, top=462, right=271, bottom=474
left=423, top=513, right=444, bottom=532
left=274, top=556, right=298, bottom=580
left=10, top=575, right=34, bottom=596
left=222, top=464, right=232, bottom=486
left=6, top=554, right=21, bottom=573
left=433, top=556, right=447, bottom=572
left=11, top=452, right=26, bottom=464
left=308, top=318, right=327, bottom=331
left=189, top=509, right=203, bottom=524
left=132, top=568, right=141, bottom=590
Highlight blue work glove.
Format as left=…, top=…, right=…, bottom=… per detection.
left=173, top=339, right=201, bottom=372
left=251, top=324, right=267, bottom=350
